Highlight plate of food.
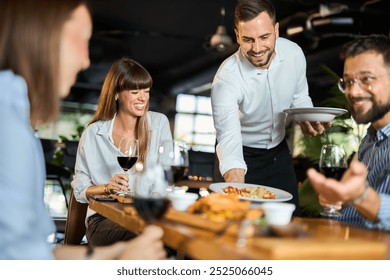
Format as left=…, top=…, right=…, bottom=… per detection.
left=283, top=107, right=348, bottom=122
left=209, top=182, right=293, bottom=202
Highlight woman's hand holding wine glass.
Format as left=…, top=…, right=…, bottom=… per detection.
left=116, top=136, right=139, bottom=196
left=107, top=173, right=129, bottom=191
left=318, top=144, right=348, bottom=217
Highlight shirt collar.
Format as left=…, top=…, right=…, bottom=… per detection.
left=95, top=115, right=115, bottom=138
left=95, top=112, right=153, bottom=140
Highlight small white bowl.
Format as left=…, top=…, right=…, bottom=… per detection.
left=168, top=192, right=199, bottom=211
left=261, top=203, right=295, bottom=226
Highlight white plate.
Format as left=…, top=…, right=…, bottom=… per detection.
left=209, top=182, right=293, bottom=202
left=283, top=107, right=348, bottom=122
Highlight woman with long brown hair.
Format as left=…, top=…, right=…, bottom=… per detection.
left=72, top=57, right=172, bottom=246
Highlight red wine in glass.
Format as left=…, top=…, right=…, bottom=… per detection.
left=117, top=156, right=138, bottom=172
left=117, top=138, right=139, bottom=196
left=319, top=167, right=347, bottom=180
left=133, top=163, right=170, bottom=224
left=158, top=140, right=189, bottom=190
left=171, top=165, right=188, bottom=182
left=133, top=197, right=170, bottom=223
left=318, top=144, right=348, bottom=217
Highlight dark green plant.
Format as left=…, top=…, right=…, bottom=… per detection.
left=52, top=123, right=85, bottom=172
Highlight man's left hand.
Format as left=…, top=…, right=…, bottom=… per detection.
left=298, top=121, right=332, bottom=137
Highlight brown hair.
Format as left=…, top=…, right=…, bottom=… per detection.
left=89, top=57, right=153, bottom=165
left=0, top=0, right=88, bottom=126
left=234, top=0, right=276, bottom=28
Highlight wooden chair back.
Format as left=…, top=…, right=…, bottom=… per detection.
left=64, top=188, right=88, bottom=245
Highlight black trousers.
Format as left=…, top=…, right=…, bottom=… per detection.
left=214, top=139, right=300, bottom=216
left=86, top=213, right=137, bottom=246
left=243, top=140, right=299, bottom=216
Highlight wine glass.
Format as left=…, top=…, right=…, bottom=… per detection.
left=133, top=162, right=171, bottom=224
left=117, top=137, right=139, bottom=196
left=318, top=144, right=348, bottom=217
left=158, top=140, right=189, bottom=192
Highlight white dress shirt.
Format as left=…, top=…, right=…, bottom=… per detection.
left=71, top=112, right=172, bottom=221
left=211, top=37, right=313, bottom=176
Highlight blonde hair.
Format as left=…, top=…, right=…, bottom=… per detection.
left=89, top=57, right=153, bottom=165
left=0, top=0, right=88, bottom=126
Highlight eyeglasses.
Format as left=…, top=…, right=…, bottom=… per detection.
left=338, top=73, right=390, bottom=93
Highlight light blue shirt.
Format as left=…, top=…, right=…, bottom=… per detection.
left=211, top=37, right=313, bottom=176
left=0, top=70, right=55, bottom=259
left=336, top=124, right=390, bottom=231
left=71, top=112, right=172, bottom=221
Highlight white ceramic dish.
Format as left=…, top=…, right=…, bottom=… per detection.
left=261, top=202, right=295, bottom=225
left=209, top=182, right=293, bottom=202
left=168, top=192, right=199, bottom=211
left=283, top=107, right=348, bottom=122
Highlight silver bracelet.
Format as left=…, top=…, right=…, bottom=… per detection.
left=352, top=181, right=370, bottom=205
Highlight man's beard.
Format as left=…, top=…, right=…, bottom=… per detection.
left=247, top=49, right=274, bottom=68
left=351, top=97, right=390, bottom=124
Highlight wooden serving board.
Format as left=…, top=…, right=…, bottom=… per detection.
left=164, top=208, right=232, bottom=233
left=123, top=206, right=139, bottom=216
left=121, top=205, right=239, bottom=234
left=110, top=194, right=133, bottom=204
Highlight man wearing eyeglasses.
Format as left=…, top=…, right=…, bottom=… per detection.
left=308, top=34, right=390, bottom=231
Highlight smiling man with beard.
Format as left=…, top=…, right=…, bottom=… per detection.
left=211, top=0, right=328, bottom=215
left=308, top=34, right=390, bottom=231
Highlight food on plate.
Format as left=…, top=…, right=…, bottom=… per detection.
left=187, top=193, right=263, bottom=222
left=223, top=185, right=276, bottom=199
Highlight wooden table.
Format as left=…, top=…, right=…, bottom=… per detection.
left=89, top=199, right=390, bottom=260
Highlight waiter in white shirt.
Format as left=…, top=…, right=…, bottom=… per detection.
left=211, top=0, right=329, bottom=215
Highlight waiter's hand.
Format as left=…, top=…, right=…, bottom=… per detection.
left=298, top=121, right=332, bottom=137
left=223, top=168, right=245, bottom=183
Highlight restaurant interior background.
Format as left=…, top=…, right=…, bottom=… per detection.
left=38, top=0, right=389, bottom=241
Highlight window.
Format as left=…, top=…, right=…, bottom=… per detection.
left=174, top=94, right=215, bottom=152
